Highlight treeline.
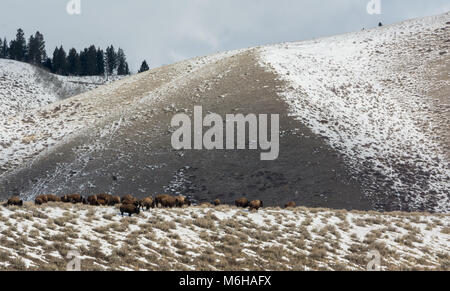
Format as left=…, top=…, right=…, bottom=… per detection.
left=0, top=28, right=131, bottom=76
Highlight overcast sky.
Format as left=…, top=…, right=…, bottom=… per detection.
left=0, top=0, right=449, bottom=72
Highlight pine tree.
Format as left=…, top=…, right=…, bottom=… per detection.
left=34, top=31, right=46, bottom=64
left=52, top=46, right=67, bottom=75
left=9, top=29, right=27, bottom=61
left=26, top=32, right=46, bottom=65
left=96, top=48, right=105, bottom=76
left=43, top=58, right=52, bottom=72
left=105, top=45, right=117, bottom=75
left=67, top=48, right=80, bottom=75
left=116, top=48, right=129, bottom=75
left=0, top=38, right=2, bottom=58
left=85, top=45, right=98, bottom=75
left=0, top=38, right=7, bottom=58
left=26, top=34, right=37, bottom=63
left=138, top=60, right=150, bottom=73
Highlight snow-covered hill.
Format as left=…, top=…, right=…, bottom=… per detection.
left=259, top=13, right=450, bottom=213
left=0, top=12, right=448, bottom=214
left=0, top=59, right=123, bottom=117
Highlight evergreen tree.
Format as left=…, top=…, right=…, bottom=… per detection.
left=25, top=34, right=43, bottom=64
left=43, top=58, right=52, bottom=72
left=26, top=32, right=46, bottom=64
left=9, top=29, right=27, bottom=61
left=116, top=48, right=129, bottom=75
left=67, top=48, right=80, bottom=75
left=96, top=48, right=105, bottom=76
left=34, top=31, right=46, bottom=64
left=79, top=48, right=88, bottom=76
left=0, top=38, right=7, bottom=58
left=138, top=60, right=150, bottom=73
left=52, top=46, right=67, bottom=75
left=0, top=38, right=2, bottom=58
left=105, top=45, right=117, bottom=75
left=85, top=45, right=98, bottom=75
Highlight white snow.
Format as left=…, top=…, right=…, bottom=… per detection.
left=259, top=12, right=450, bottom=213
left=0, top=204, right=448, bottom=270
left=0, top=59, right=122, bottom=117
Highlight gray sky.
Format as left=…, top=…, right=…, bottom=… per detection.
left=0, top=0, right=449, bottom=72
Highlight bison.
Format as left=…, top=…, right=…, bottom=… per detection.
left=213, top=199, right=221, bottom=206
left=36, top=195, right=49, bottom=203
left=61, top=195, right=70, bottom=203
left=249, top=200, right=263, bottom=211
left=63, top=194, right=84, bottom=204
left=175, top=196, right=190, bottom=208
left=109, top=196, right=121, bottom=206
left=97, top=198, right=109, bottom=206
left=140, top=197, right=155, bottom=210
left=120, top=204, right=140, bottom=217
left=7, top=197, right=23, bottom=207
left=87, top=195, right=99, bottom=206
left=45, top=194, right=60, bottom=202
left=122, top=195, right=140, bottom=207
left=235, top=198, right=249, bottom=208
left=159, top=195, right=177, bottom=208
left=285, top=201, right=296, bottom=209
left=155, top=194, right=171, bottom=207
left=35, top=197, right=45, bottom=205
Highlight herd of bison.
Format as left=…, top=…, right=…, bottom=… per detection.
left=3, top=194, right=298, bottom=217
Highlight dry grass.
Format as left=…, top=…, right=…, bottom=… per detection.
left=0, top=203, right=447, bottom=271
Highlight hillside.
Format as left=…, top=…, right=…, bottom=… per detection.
left=0, top=203, right=448, bottom=271
left=0, top=59, right=123, bottom=116
left=0, top=13, right=449, bottom=214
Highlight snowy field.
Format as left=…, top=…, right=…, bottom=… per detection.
left=259, top=12, right=450, bottom=213
left=0, top=203, right=448, bottom=271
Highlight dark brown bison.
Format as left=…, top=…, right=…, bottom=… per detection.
left=249, top=200, right=263, bottom=211
left=87, top=195, right=99, bottom=206
left=175, top=196, right=190, bottom=207
left=63, top=194, right=84, bottom=204
left=285, top=201, right=296, bottom=209
left=97, top=198, right=108, bottom=206
left=120, top=204, right=140, bottom=217
left=141, top=197, right=154, bottom=210
left=235, top=198, right=249, bottom=208
left=109, top=196, right=121, bottom=206
left=61, top=195, right=70, bottom=203
left=35, top=197, right=45, bottom=205
left=7, top=197, right=23, bottom=207
left=213, top=199, right=221, bottom=206
left=122, top=194, right=135, bottom=202
left=45, top=194, right=60, bottom=202
left=36, top=195, right=49, bottom=203
left=97, top=194, right=113, bottom=205
left=122, top=195, right=140, bottom=207
left=159, top=195, right=177, bottom=208
left=155, top=194, right=171, bottom=207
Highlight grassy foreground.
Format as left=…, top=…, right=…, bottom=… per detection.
left=0, top=202, right=448, bottom=271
